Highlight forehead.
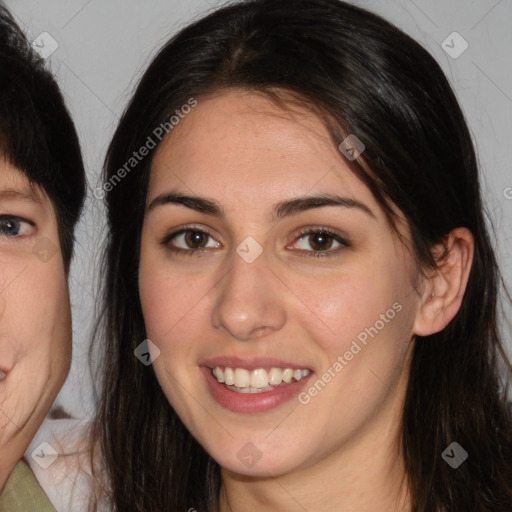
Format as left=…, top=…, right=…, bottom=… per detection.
left=0, top=158, right=46, bottom=205
left=149, top=90, right=376, bottom=211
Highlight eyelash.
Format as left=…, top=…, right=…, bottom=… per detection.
left=160, top=224, right=350, bottom=258
left=0, top=214, right=35, bottom=238
left=293, top=226, right=350, bottom=258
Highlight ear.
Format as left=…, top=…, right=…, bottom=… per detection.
left=413, top=227, right=474, bottom=336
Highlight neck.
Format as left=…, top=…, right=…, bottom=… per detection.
left=220, top=435, right=410, bottom=511
left=219, top=444, right=410, bottom=512
left=218, top=378, right=411, bottom=512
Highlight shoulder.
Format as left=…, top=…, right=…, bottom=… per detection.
left=0, top=459, right=56, bottom=512
left=25, top=416, right=96, bottom=512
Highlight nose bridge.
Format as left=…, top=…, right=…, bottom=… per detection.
left=211, top=246, right=286, bottom=341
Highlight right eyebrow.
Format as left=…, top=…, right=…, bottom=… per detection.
left=147, top=192, right=224, bottom=217
left=0, top=189, right=42, bottom=204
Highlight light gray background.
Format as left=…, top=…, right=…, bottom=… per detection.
left=5, top=0, right=511, bottom=419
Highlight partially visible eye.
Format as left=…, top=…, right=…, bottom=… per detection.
left=0, top=215, right=35, bottom=238
left=290, top=227, right=349, bottom=257
left=162, top=227, right=220, bottom=255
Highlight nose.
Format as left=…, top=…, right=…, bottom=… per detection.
left=211, top=251, right=287, bottom=341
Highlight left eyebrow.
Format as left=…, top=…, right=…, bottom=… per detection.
left=147, top=190, right=376, bottom=221
left=272, top=194, right=376, bottom=221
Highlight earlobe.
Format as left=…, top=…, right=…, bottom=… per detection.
left=413, top=227, right=474, bottom=337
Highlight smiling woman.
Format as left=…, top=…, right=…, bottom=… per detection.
left=0, top=3, right=85, bottom=510
left=89, top=0, right=512, bottom=511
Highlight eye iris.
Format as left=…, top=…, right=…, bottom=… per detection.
left=185, top=230, right=207, bottom=248
left=0, top=217, right=20, bottom=236
left=309, top=232, right=333, bottom=251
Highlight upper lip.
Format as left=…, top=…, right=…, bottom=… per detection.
left=200, top=356, right=312, bottom=371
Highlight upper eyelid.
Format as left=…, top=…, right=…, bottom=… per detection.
left=0, top=214, right=36, bottom=226
left=162, top=224, right=219, bottom=244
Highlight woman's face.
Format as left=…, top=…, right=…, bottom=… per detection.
left=139, top=90, right=423, bottom=477
left=0, top=161, right=71, bottom=486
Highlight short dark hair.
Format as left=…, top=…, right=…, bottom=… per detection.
left=0, top=3, right=86, bottom=267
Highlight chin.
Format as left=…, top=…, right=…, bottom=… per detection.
left=207, top=441, right=308, bottom=479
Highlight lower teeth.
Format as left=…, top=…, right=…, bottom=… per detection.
left=224, top=380, right=299, bottom=393
left=226, top=385, right=273, bottom=393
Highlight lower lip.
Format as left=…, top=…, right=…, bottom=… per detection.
left=201, top=367, right=313, bottom=413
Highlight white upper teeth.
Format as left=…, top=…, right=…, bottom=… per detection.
left=212, top=366, right=310, bottom=389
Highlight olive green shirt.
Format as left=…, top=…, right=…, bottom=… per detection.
left=0, top=459, right=56, bottom=512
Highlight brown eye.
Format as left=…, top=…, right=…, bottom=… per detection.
left=307, top=232, right=334, bottom=251
left=163, top=227, right=220, bottom=254
left=184, top=230, right=209, bottom=249
left=290, top=228, right=349, bottom=258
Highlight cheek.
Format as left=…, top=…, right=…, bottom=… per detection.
left=290, top=261, right=404, bottom=351
left=139, top=242, right=215, bottom=346
left=6, top=262, right=71, bottom=376
left=0, top=260, right=71, bottom=437
left=139, top=269, right=207, bottom=342
left=139, top=266, right=207, bottom=416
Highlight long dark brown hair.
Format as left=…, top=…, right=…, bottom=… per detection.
left=89, top=1, right=512, bottom=510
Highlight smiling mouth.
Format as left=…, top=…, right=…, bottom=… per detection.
left=211, top=366, right=311, bottom=393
